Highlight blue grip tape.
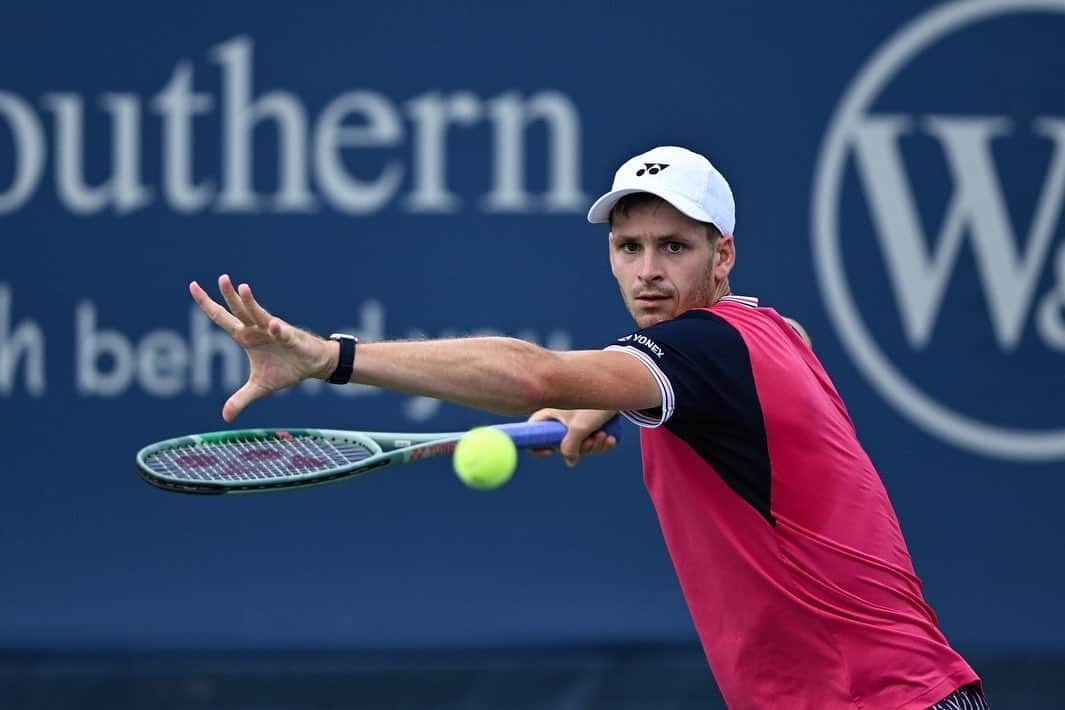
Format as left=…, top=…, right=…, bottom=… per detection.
left=492, top=416, right=623, bottom=450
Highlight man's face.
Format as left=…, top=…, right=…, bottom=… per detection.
left=609, top=200, right=734, bottom=328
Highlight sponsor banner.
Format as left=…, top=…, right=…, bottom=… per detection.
left=2, top=0, right=1063, bottom=652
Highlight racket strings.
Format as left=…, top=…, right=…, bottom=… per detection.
left=144, top=436, right=374, bottom=482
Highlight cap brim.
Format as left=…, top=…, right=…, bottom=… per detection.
left=586, top=187, right=716, bottom=227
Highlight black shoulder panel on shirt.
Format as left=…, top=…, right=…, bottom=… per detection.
left=641, top=310, right=774, bottom=524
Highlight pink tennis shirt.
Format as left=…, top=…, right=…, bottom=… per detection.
left=606, top=296, right=978, bottom=709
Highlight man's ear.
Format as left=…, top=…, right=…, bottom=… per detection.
left=715, top=234, right=736, bottom=279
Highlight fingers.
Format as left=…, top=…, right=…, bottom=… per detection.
left=189, top=280, right=243, bottom=335
left=559, top=430, right=585, bottom=468
left=192, top=275, right=293, bottom=422
left=222, top=379, right=269, bottom=422
left=238, top=282, right=274, bottom=329
left=528, top=408, right=564, bottom=424
left=580, top=431, right=617, bottom=456
left=560, top=430, right=615, bottom=466
left=526, top=408, right=618, bottom=466
left=195, top=275, right=278, bottom=336
left=528, top=431, right=616, bottom=462
left=527, top=409, right=563, bottom=457
left=268, top=316, right=298, bottom=346
left=218, top=274, right=256, bottom=326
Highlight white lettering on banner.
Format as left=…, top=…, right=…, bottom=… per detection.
left=1036, top=246, right=1065, bottom=349
left=0, top=36, right=587, bottom=216
left=41, top=93, right=152, bottom=215
left=2, top=282, right=575, bottom=422
left=482, top=92, right=586, bottom=213
left=212, top=37, right=314, bottom=213
left=313, top=91, right=404, bottom=214
left=812, top=0, right=1065, bottom=461
left=152, top=63, right=215, bottom=212
left=404, top=92, right=481, bottom=213
left=190, top=304, right=245, bottom=394
left=850, top=115, right=1065, bottom=350
left=0, top=93, right=45, bottom=213
left=0, top=284, right=46, bottom=396
left=77, top=301, right=171, bottom=397
left=21, top=293, right=572, bottom=424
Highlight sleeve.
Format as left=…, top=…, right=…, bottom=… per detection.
left=604, top=310, right=754, bottom=429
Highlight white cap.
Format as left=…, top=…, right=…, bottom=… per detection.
left=586, top=146, right=735, bottom=235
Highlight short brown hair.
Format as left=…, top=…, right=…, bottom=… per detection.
left=608, top=193, right=721, bottom=242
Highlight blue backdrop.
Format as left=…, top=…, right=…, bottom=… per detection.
left=2, top=0, right=1064, bottom=669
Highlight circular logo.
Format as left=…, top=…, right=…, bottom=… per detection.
left=812, top=0, right=1065, bottom=461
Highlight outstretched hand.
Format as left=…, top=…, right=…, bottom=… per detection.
left=190, top=275, right=335, bottom=422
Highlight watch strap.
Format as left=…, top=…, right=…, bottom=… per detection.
left=327, top=334, right=357, bottom=384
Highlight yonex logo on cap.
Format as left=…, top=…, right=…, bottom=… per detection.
left=636, top=163, right=670, bottom=176
left=587, top=146, right=736, bottom=235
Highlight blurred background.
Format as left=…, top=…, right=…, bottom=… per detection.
left=2, top=0, right=1064, bottom=707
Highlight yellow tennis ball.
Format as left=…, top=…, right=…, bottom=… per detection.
left=453, top=427, right=517, bottom=490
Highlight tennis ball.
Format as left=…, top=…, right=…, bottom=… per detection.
left=453, top=427, right=517, bottom=490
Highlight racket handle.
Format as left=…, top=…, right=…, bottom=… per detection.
left=492, top=415, right=623, bottom=450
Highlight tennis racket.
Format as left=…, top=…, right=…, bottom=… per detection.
left=136, top=417, right=623, bottom=495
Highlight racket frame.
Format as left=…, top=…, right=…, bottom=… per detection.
left=135, top=418, right=621, bottom=495
left=136, top=428, right=468, bottom=495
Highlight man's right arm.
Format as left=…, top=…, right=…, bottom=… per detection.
left=350, top=339, right=661, bottom=416
left=192, top=275, right=662, bottom=422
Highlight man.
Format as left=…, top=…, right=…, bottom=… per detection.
left=191, top=146, right=985, bottom=709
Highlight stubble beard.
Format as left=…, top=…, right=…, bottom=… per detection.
left=622, top=273, right=726, bottom=329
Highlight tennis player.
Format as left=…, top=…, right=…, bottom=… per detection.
left=190, top=146, right=986, bottom=709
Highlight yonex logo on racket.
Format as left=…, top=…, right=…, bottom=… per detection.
left=636, top=163, right=670, bottom=176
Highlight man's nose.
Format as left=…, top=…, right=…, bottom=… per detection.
left=638, top=253, right=663, bottom=282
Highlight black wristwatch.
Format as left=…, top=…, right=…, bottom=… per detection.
left=327, top=333, right=358, bottom=384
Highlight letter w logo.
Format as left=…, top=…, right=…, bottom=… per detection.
left=851, top=116, right=1065, bottom=350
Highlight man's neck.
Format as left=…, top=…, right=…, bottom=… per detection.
left=709, top=280, right=732, bottom=305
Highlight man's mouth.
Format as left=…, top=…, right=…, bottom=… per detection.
left=635, top=294, right=670, bottom=302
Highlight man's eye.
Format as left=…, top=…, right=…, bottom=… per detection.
left=666, top=242, right=686, bottom=253
left=621, top=243, right=640, bottom=253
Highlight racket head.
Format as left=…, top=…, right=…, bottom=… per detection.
left=135, top=428, right=383, bottom=495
